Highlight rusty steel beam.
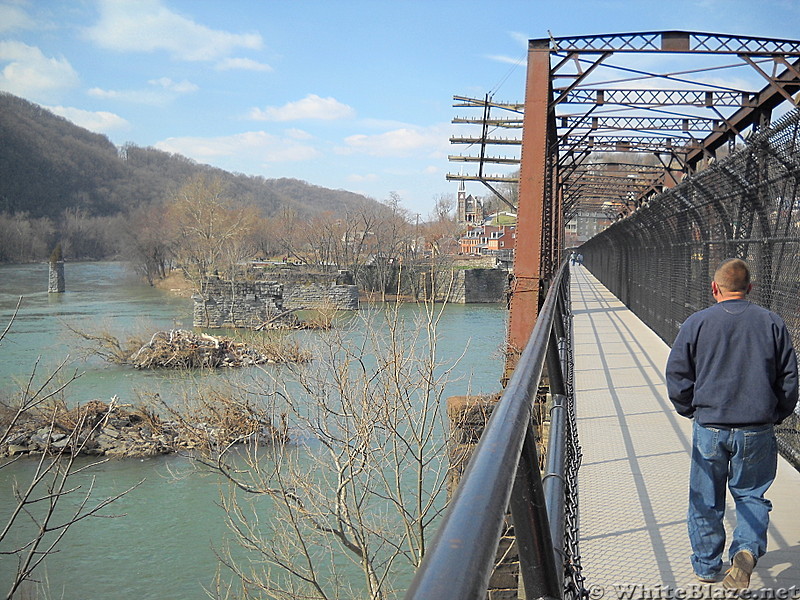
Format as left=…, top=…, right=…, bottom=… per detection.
left=558, top=115, right=722, bottom=132
left=542, top=31, right=800, bottom=55
left=565, top=185, right=651, bottom=196
left=566, top=173, right=655, bottom=185
left=450, top=32, right=800, bottom=374
left=557, top=88, right=752, bottom=106
left=566, top=176, right=653, bottom=186
left=571, top=161, right=666, bottom=172
left=506, top=39, right=552, bottom=377
left=563, top=133, right=700, bottom=146
left=561, top=142, right=695, bottom=155
left=683, top=56, right=800, bottom=169
left=551, top=52, right=612, bottom=107
left=568, top=170, right=661, bottom=179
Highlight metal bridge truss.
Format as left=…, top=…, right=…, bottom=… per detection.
left=448, top=30, right=800, bottom=363
left=427, top=31, right=800, bottom=600
left=580, top=107, right=800, bottom=470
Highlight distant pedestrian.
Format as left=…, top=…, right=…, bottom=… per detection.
left=665, top=258, right=798, bottom=590
left=576, top=253, right=583, bottom=266
left=570, top=251, right=577, bottom=266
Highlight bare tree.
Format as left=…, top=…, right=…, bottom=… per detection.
left=298, top=202, right=382, bottom=277
left=60, top=207, right=115, bottom=259
left=0, top=299, right=139, bottom=599
left=0, top=213, right=55, bottom=262
left=207, top=301, right=461, bottom=599
left=250, top=214, right=288, bottom=261
left=166, top=174, right=260, bottom=291
left=430, top=193, right=454, bottom=223
left=271, top=205, right=305, bottom=264
left=424, top=195, right=460, bottom=255
left=119, top=203, right=174, bottom=284
left=367, top=193, right=413, bottom=301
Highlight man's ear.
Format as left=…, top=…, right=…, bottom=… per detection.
left=711, top=281, right=719, bottom=296
left=746, top=283, right=753, bottom=295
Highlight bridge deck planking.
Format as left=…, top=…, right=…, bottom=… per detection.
left=571, top=266, right=800, bottom=594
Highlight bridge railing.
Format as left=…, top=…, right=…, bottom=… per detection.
left=580, top=107, right=800, bottom=469
left=405, top=261, right=584, bottom=600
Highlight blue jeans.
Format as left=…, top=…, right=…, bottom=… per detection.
left=688, top=421, right=777, bottom=579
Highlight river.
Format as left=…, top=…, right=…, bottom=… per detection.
left=0, top=262, right=507, bottom=599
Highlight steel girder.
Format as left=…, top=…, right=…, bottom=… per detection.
left=557, top=88, right=753, bottom=106
left=544, top=31, right=800, bottom=54
left=558, top=115, right=722, bottom=132
left=449, top=31, right=800, bottom=367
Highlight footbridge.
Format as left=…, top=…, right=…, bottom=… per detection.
left=571, top=266, right=800, bottom=593
left=407, top=32, right=800, bottom=599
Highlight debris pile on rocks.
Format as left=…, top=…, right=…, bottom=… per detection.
left=1, top=397, right=286, bottom=459
left=127, top=329, right=308, bottom=369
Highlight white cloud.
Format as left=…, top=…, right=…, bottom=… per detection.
left=88, top=86, right=168, bottom=105
left=347, top=173, right=379, bottom=183
left=339, top=125, right=449, bottom=158
left=486, top=54, right=526, bottom=65
left=0, top=3, right=34, bottom=32
left=695, top=75, right=760, bottom=92
left=154, top=130, right=320, bottom=164
left=248, top=94, right=355, bottom=121
left=0, top=41, right=79, bottom=101
left=510, top=31, right=530, bottom=47
left=285, top=128, right=313, bottom=140
left=88, top=87, right=123, bottom=99
left=485, top=32, right=529, bottom=65
left=45, top=104, right=130, bottom=133
left=147, top=77, right=199, bottom=93
left=85, top=0, right=262, bottom=61
left=87, top=77, right=198, bottom=104
left=216, top=57, right=272, bottom=72
left=358, top=117, right=416, bottom=130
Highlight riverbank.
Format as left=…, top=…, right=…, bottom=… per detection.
left=152, top=269, right=194, bottom=297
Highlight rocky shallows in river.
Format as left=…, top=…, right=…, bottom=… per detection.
left=1, top=396, right=286, bottom=459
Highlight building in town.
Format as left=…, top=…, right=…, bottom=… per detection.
left=457, top=180, right=484, bottom=225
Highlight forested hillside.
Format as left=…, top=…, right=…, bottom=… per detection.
left=0, top=92, right=381, bottom=262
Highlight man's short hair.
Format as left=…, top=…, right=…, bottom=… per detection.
left=714, top=258, right=751, bottom=293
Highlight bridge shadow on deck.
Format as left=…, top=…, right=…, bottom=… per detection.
left=571, top=266, right=800, bottom=592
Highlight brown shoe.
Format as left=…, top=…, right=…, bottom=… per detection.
left=722, top=550, right=756, bottom=590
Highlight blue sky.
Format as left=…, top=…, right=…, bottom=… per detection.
left=1, top=0, right=799, bottom=217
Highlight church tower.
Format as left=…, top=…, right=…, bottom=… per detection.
left=457, top=180, right=467, bottom=224
left=457, top=180, right=483, bottom=225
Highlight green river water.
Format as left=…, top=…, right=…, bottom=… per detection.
left=0, top=262, right=507, bottom=599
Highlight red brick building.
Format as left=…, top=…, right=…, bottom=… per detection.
left=459, top=224, right=516, bottom=255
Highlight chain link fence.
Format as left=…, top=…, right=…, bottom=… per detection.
left=561, top=291, right=588, bottom=600
left=580, top=108, right=800, bottom=469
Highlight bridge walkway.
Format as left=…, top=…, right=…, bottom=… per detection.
left=571, top=266, right=800, bottom=594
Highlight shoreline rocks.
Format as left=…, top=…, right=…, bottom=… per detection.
left=127, top=329, right=308, bottom=369
left=1, top=398, right=286, bottom=459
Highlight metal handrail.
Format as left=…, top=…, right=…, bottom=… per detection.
left=404, top=261, right=571, bottom=600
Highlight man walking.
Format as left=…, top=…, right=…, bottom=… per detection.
left=666, top=258, right=798, bottom=589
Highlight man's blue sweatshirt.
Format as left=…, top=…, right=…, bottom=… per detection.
left=666, top=298, right=799, bottom=427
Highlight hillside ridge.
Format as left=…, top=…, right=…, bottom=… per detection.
left=0, top=92, right=379, bottom=219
